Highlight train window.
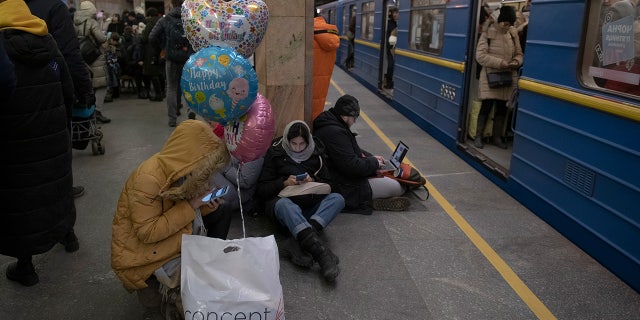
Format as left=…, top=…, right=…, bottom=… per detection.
left=409, top=0, right=445, bottom=54
left=321, top=8, right=336, bottom=25
left=361, top=1, right=375, bottom=41
left=581, top=0, right=640, bottom=99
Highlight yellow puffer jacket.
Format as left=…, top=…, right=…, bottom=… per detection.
left=111, top=120, right=230, bottom=290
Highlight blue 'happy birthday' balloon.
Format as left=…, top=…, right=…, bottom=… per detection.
left=180, top=46, right=258, bottom=124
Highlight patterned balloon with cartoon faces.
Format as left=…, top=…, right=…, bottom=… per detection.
left=181, top=0, right=269, bottom=58
left=180, top=46, right=258, bottom=124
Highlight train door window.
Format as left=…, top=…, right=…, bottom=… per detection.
left=409, top=0, right=445, bottom=54
left=361, top=1, right=375, bottom=41
left=321, top=8, right=337, bottom=25
left=580, top=0, right=640, bottom=99
left=343, top=5, right=357, bottom=37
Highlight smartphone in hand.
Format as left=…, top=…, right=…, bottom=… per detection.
left=201, top=185, right=229, bottom=202
left=295, top=173, right=308, bottom=181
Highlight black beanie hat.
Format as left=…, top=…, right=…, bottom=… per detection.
left=333, top=94, right=360, bottom=117
left=497, top=6, right=516, bottom=25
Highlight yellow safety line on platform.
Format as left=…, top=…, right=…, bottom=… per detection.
left=330, top=80, right=557, bottom=320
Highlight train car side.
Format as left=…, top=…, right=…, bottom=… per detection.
left=320, top=0, right=640, bottom=292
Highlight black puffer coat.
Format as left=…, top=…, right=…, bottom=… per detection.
left=256, top=136, right=334, bottom=218
left=313, top=109, right=379, bottom=215
left=0, top=30, right=76, bottom=257
left=26, top=0, right=94, bottom=107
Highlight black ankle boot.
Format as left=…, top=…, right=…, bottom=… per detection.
left=6, top=257, right=39, bottom=286
left=279, top=237, right=313, bottom=268
left=60, top=230, right=79, bottom=252
left=299, top=229, right=339, bottom=282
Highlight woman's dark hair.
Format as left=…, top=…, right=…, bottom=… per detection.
left=286, top=122, right=310, bottom=145
left=146, top=7, right=158, bottom=17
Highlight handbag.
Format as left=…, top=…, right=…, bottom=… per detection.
left=278, top=182, right=331, bottom=198
left=79, top=21, right=101, bottom=64
left=181, top=234, right=286, bottom=319
left=486, top=71, right=512, bottom=88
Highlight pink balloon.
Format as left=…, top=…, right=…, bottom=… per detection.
left=224, top=93, right=275, bottom=163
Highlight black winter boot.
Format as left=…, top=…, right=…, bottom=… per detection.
left=6, top=256, right=39, bottom=286
left=60, top=229, right=80, bottom=252
left=279, top=237, right=313, bottom=268
left=474, top=113, right=487, bottom=148
left=299, top=228, right=339, bottom=282
left=492, top=115, right=508, bottom=149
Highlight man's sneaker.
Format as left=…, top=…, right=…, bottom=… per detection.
left=95, top=110, right=111, bottom=123
left=6, top=261, right=39, bottom=287
left=60, top=230, right=80, bottom=252
left=372, top=196, right=410, bottom=211
left=72, top=185, right=85, bottom=198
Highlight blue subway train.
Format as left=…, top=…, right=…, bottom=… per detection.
left=317, top=0, right=640, bottom=292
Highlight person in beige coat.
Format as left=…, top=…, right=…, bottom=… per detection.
left=474, top=5, right=523, bottom=149
left=73, top=0, right=110, bottom=123
left=111, top=120, right=230, bottom=318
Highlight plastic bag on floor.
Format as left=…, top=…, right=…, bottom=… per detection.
left=181, top=234, right=285, bottom=319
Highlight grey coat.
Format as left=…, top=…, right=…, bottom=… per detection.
left=73, top=3, right=107, bottom=89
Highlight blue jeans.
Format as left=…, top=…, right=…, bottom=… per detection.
left=274, top=193, right=344, bottom=238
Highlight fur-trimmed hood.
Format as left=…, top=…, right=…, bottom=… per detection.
left=156, top=120, right=230, bottom=201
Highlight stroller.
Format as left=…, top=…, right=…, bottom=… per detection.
left=71, top=104, right=105, bottom=155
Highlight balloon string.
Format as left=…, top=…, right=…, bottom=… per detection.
left=236, top=161, right=245, bottom=238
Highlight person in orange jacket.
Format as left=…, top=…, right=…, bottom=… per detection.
left=312, top=11, right=340, bottom=120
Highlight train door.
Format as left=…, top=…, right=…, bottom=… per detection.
left=461, top=0, right=528, bottom=177
left=380, top=1, right=399, bottom=95
left=344, top=5, right=357, bottom=70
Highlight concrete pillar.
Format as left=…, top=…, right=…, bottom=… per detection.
left=255, top=0, right=313, bottom=137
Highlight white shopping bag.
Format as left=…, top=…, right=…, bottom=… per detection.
left=181, top=234, right=285, bottom=320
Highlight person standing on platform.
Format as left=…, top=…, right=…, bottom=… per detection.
left=312, top=11, right=340, bottom=120
left=344, top=14, right=356, bottom=69
left=27, top=0, right=105, bottom=251
left=0, top=0, right=76, bottom=286
left=73, top=0, right=111, bottom=124
left=474, top=5, right=522, bottom=149
left=150, top=0, right=194, bottom=127
left=384, top=7, right=398, bottom=89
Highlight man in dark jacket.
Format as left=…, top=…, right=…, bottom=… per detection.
left=313, top=94, right=409, bottom=214
left=0, top=0, right=76, bottom=286
left=149, top=0, right=193, bottom=127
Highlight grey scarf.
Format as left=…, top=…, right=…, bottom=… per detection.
left=280, top=120, right=315, bottom=163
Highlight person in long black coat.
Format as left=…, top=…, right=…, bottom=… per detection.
left=0, top=0, right=76, bottom=287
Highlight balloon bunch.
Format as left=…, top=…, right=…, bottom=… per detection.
left=180, top=0, right=274, bottom=163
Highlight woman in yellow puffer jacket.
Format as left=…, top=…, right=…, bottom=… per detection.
left=111, top=120, right=230, bottom=317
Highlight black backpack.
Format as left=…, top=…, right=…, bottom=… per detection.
left=165, top=16, right=193, bottom=63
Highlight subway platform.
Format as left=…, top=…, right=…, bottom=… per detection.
left=0, top=67, right=639, bottom=319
